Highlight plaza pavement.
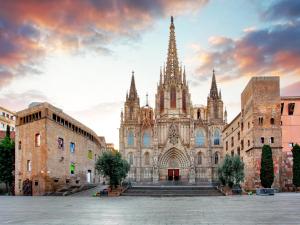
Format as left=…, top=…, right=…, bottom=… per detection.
left=0, top=193, right=299, bottom=225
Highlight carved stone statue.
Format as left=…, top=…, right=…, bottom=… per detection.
left=168, top=123, right=179, bottom=145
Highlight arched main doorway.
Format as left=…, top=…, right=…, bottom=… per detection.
left=158, top=148, right=190, bottom=182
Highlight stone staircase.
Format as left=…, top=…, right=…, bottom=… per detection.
left=121, top=185, right=224, bottom=197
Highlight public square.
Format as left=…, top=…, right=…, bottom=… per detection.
left=1, top=193, right=300, bottom=225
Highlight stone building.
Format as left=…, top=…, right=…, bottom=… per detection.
left=280, top=96, right=300, bottom=190
left=119, top=17, right=226, bottom=184
left=0, top=106, right=16, bottom=141
left=223, top=77, right=282, bottom=190
left=15, top=102, right=105, bottom=195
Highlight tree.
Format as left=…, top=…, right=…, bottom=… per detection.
left=218, top=155, right=244, bottom=188
left=292, top=144, right=300, bottom=188
left=0, top=126, right=15, bottom=194
left=232, top=155, right=245, bottom=186
left=260, top=145, right=274, bottom=188
left=95, top=151, right=130, bottom=188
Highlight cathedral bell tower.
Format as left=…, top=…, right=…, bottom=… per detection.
left=207, top=69, right=224, bottom=123
left=124, top=71, right=140, bottom=123
left=155, top=16, right=191, bottom=118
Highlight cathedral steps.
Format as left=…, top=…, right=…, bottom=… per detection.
left=121, top=186, right=224, bottom=197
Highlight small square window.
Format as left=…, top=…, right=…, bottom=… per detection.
left=261, top=137, right=265, bottom=144
left=270, top=137, right=274, bottom=144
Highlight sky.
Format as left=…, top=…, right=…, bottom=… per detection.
left=0, top=0, right=300, bottom=147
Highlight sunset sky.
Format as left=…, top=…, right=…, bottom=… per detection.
left=0, top=0, right=300, bottom=146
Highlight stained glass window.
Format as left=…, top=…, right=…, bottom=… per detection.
left=195, top=129, right=205, bottom=146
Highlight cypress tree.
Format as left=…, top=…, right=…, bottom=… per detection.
left=292, top=144, right=300, bottom=187
left=260, top=145, right=274, bottom=188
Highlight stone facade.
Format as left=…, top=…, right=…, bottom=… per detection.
left=280, top=96, right=300, bottom=190
left=0, top=105, right=15, bottom=132
left=223, top=77, right=282, bottom=190
left=15, top=102, right=105, bottom=195
left=119, top=17, right=226, bottom=184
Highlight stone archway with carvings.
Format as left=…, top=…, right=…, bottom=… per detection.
left=158, top=147, right=190, bottom=168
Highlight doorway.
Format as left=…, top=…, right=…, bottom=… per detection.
left=168, top=169, right=179, bottom=181
left=87, top=170, right=92, bottom=183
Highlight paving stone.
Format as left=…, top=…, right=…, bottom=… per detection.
left=0, top=193, right=300, bottom=225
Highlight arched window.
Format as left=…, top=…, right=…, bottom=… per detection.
left=182, top=89, right=186, bottom=112
left=270, top=118, right=275, bottom=125
left=127, top=130, right=134, bottom=146
left=160, top=91, right=164, bottom=113
left=128, top=152, right=133, bottom=165
left=213, top=129, right=221, bottom=145
left=144, top=152, right=150, bottom=165
left=214, top=152, right=219, bottom=164
left=195, top=129, right=205, bottom=146
left=129, top=107, right=133, bottom=120
left=197, top=109, right=200, bottom=119
left=170, top=86, right=176, bottom=108
left=143, top=132, right=151, bottom=147
left=197, top=152, right=202, bottom=165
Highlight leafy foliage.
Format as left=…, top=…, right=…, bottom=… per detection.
left=292, top=144, right=300, bottom=187
left=95, top=151, right=130, bottom=188
left=260, top=145, right=274, bottom=188
left=218, top=155, right=244, bottom=188
left=0, top=126, right=15, bottom=194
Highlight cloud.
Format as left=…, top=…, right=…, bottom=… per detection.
left=0, top=90, right=48, bottom=111
left=262, top=0, right=300, bottom=21
left=281, top=81, right=300, bottom=96
left=193, top=0, right=300, bottom=83
left=0, top=0, right=208, bottom=89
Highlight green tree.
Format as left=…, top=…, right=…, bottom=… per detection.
left=218, top=155, right=244, bottom=188
left=0, top=126, right=15, bottom=194
left=292, top=144, right=300, bottom=187
left=260, top=145, right=274, bottom=188
left=232, top=155, right=245, bottom=186
left=95, top=151, right=130, bottom=188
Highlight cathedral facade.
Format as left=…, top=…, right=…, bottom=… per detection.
left=119, top=17, right=226, bottom=184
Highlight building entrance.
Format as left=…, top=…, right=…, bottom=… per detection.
left=168, top=169, right=179, bottom=181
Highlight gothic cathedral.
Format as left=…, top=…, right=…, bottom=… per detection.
left=119, top=17, right=227, bottom=184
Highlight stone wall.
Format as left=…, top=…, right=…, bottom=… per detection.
left=15, top=103, right=103, bottom=196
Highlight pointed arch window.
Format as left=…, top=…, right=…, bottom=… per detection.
left=144, top=152, right=150, bottom=165
left=170, top=86, right=176, bottom=108
left=128, top=152, right=133, bottom=165
left=197, top=152, right=202, bottom=165
left=195, top=129, right=205, bottom=147
left=214, top=152, right=219, bottom=164
left=127, top=130, right=134, bottom=146
left=160, top=91, right=164, bottom=113
left=129, top=106, right=133, bottom=120
left=182, top=89, right=186, bottom=112
left=213, top=129, right=221, bottom=145
left=143, top=132, right=151, bottom=147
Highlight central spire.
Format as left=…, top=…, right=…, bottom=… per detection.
left=165, top=16, right=180, bottom=83
left=210, top=69, right=219, bottom=99
left=129, top=71, right=138, bottom=100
